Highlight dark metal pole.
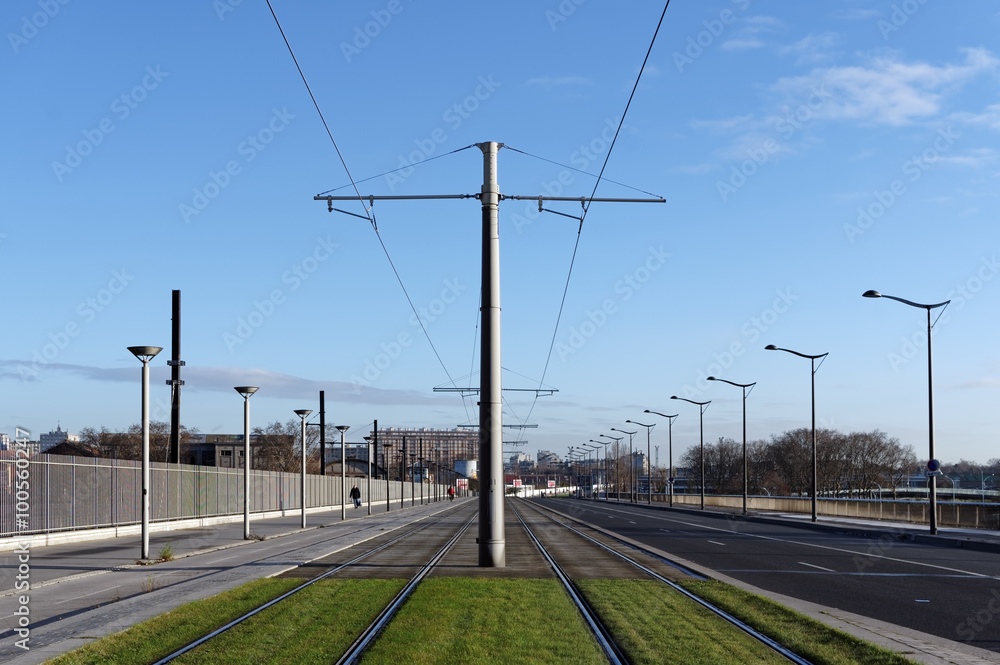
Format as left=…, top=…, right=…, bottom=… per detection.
left=927, top=308, right=938, bottom=534
left=811, top=358, right=818, bottom=522
left=319, top=391, right=326, bottom=476
left=400, top=436, right=405, bottom=509
left=168, top=290, right=183, bottom=465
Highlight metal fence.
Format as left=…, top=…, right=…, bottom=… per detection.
left=1, top=453, right=443, bottom=538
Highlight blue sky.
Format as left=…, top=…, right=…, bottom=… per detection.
left=3, top=1, right=999, bottom=469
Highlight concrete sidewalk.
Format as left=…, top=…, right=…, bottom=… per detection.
left=0, top=498, right=445, bottom=591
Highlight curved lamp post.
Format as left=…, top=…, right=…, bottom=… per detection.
left=293, top=410, right=312, bottom=528
left=863, top=290, right=949, bottom=534
left=610, top=428, right=637, bottom=501
left=128, top=345, right=161, bottom=560
left=706, top=377, right=756, bottom=515
left=336, top=425, right=349, bottom=520
left=234, top=386, right=259, bottom=539
left=645, top=410, right=678, bottom=506
left=765, top=345, right=828, bottom=522
left=670, top=397, right=710, bottom=510
left=584, top=444, right=601, bottom=499
left=626, top=420, right=655, bottom=505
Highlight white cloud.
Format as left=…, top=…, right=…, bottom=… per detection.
left=690, top=114, right=756, bottom=133
left=779, top=32, right=840, bottom=64
left=951, top=103, right=1000, bottom=131
left=770, top=48, right=1000, bottom=126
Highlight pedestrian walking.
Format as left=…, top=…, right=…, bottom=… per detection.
left=350, top=484, right=362, bottom=508
left=448, top=486, right=455, bottom=501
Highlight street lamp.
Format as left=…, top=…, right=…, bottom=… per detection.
left=599, top=434, right=623, bottom=501
left=383, top=442, right=392, bottom=512
left=234, top=386, right=259, bottom=539
left=645, top=410, right=678, bottom=507
left=626, top=420, right=655, bottom=505
left=128, top=345, right=161, bottom=560
left=610, top=428, right=637, bottom=501
left=336, top=425, right=349, bottom=520
left=863, top=289, right=949, bottom=535
left=590, top=439, right=611, bottom=501
left=293, top=409, right=312, bottom=528
left=364, top=435, right=374, bottom=515
left=765, top=344, right=828, bottom=523
left=584, top=444, right=600, bottom=499
left=670, top=397, right=710, bottom=510
left=706, top=376, right=756, bottom=515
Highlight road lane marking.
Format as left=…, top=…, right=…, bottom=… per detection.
left=584, top=504, right=1000, bottom=580
left=799, top=561, right=835, bottom=572
left=53, top=586, right=120, bottom=605
left=708, top=540, right=726, bottom=546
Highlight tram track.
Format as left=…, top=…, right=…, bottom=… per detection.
left=152, top=503, right=476, bottom=664
left=512, top=498, right=816, bottom=665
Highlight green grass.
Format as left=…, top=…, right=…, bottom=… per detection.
left=579, top=579, right=791, bottom=665
left=680, top=579, right=917, bottom=665
left=360, top=578, right=607, bottom=665
left=171, top=579, right=405, bottom=664
left=46, top=577, right=302, bottom=665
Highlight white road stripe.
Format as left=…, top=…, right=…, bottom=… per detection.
left=799, top=561, right=835, bottom=572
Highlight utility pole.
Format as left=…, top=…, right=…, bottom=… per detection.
left=315, top=142, right=663, bottom=566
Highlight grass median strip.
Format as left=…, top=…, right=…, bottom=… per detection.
left=46, top=577, right=302, bottom=665
left=360, top=578, right=607, bottom=665
left=679, top=579, right=917, bottom=665
left=579, top=579, right=791, bottom=665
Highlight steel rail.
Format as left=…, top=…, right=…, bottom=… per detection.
left=335, top=512, right=476, bottom=665
left=520, top=500, right=815, bottom=665
left=509, top=502, right=628, bottom=665
left=152, top=508, right=465, bottom=664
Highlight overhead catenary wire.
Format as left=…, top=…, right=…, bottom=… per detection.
left=504, top=145, right=662, bottom=199
left=266, top=2, right=466, bottom=397
left=316, top=144, right=477, bottom=197
left=525, top=1, right=672, bottom=428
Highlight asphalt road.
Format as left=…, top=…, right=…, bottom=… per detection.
left=545, top=498, right=1000, bottom=654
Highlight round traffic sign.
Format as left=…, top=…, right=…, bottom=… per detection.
left=927, top=459, right=941, bottom=472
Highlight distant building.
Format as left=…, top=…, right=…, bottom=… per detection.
left=39, top=425, right=79, bottom=452
left=537, top=450, right=560, bottom=466
left=373, top=428, right=478, bottom=471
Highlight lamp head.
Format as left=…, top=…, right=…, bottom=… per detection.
left=707, top=376, right=717, bottom=381
left=764, top=345, right=777, bottom=351
left=294, top=409, right=312, bottom=418
left=862, top=290, right=882, bottom=298
left=128, top=346, right=162, bottom=362
left=335, top=425, right=350, bottom=432
left=670, top=395, right=678, bottom=400
left=234, top=386, right=259, bottom=398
